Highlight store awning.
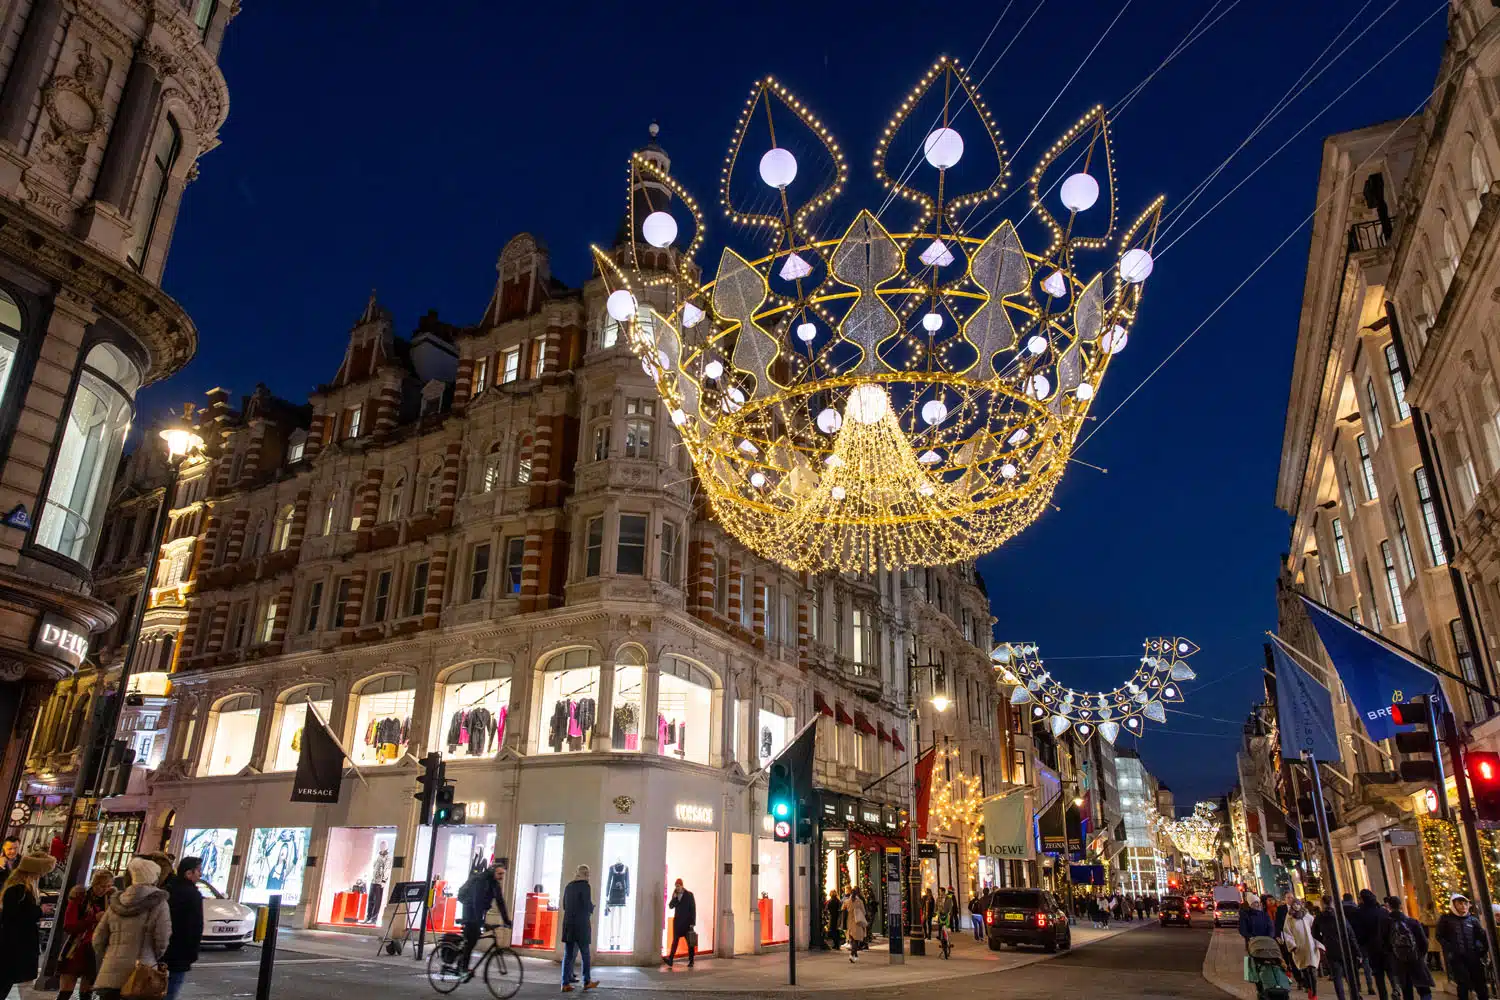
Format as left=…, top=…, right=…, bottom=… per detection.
left=853, top=711, right=877, bottom=735
left=814, top=692, right=833, bottom=717
left=847, top=829, right=906, bottom=852
left=835, top=703, right=854, bottom=726
left=877, top=723, right=892, bottom=743
left=892, top=729, right=906, bottom=752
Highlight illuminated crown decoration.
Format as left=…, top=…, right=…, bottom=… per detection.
left=1153, top=801, right=1223, bottom=860
left=995, top=636, right=1199, bottom=744
left=595, top=58, right=1164, bottom=574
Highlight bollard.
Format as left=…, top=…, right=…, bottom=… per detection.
left=256, top=893, right=281, bottom=1000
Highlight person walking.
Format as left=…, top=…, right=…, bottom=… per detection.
left=455, top=859, right=512, bottom=973
left=939, top=887, right=959, bottom=938
left=665, top=878, right=696, bottom=969
left=1281, top=897, right=1321, bottom=999
left=1351, top=890, right=1395, bottom=1000
left=1, top=852, right=58, bottom=1000
left=560, top=864, right=597, bottom=992
left=969, top=888, right=988, bottom=940
left=93, top=857, right=171, bottom=1000
left=1342, top=894, right=1376, bottom=994
left=825, top=890, right=843, bottom=950
left=1310, top=894, right=1358, bottom=1000
left=59, top=868, right=116, bottom=1000
left=162, top=857, right=204, bottom=1000
left=922, top=886, right=936, bottom=939
left=1437, top=893, right=1489, bottom=1000
left=1383, top=897, right=1433, bottom=1000
left=846, top=888, right=869, bottom=962
left=1241, top=894, right=1275, bottom=944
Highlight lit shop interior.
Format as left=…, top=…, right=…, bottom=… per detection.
left=437, top=662, right=509, bottom=759
left=662, top=825, right=717, bottom=955
left=197, top=693, right=260, bottom=776
left=352, top=675, right=416, bottom=765
left=269, top=686, right=332, bottom=772
left=317, top=825, right=398, bottom=926
left=512, top=823, right=566, bottom=949
left=413, top=823, right=499, bottom=933
left=600, top=823, right=639, bottom=953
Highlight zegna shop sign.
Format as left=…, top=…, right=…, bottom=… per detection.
left=33, top=613, right=88, bottom=669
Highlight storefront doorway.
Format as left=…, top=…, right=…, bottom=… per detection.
left=663, top=828, right=716, bottom=956
left=513, top=823, right=564, bottom=951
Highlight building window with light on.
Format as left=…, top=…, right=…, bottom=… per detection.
left=1380, top=541, right=1406, bottom=624
left=472, top=356, right=489, bottom=395
left=1414, top=468, right=1447, bottom=566
left=502, top=346, right=520, bottom=384
left=1331, top=518, right=1351, bottom=574
left=531, top=336, right=547, bottom=378
left=345, top=405, right=363, bottom=439
left=258, top=598, right=278, bottom=643
left=1356, top=434, right=1378, bottom=500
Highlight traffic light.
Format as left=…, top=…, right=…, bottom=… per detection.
left=434, top=783, right=466, bottom=825
left=1391, top=696, right=1439, bottom=782
left=414, top=752, right=444, bottom=825
left=1467, top=750, right=1500, bottom=825
left=97, top=740, right=135, bottom=798
left=768, top=761, right=794, bottom=842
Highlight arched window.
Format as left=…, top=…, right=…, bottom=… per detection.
left=36, top=343, right=142, bottom=564
left=658, top=656, right=715, bottom=765
left=537, top=648, right=599, bottom=755
left=382, top=475, right=405, bottom=523
left=612, top=645, right=647, bottom=754
left=272, top=504, right=295, bottom=551
left=437, top=662, right=511, bottom=759
left=515, top=436, right=533, bottom=485
left=351, top=673, right=416, bottom=765
left=198, top=692, right=259, bottom=776
left=482, top=443, right=504, bottom=493
left=0, top=289, right=22, bottom=410
left=422, top=463, right=441, bottom=512
left=127, top=115, right=182, bottom=271
left=270, top=684, right=332, bottom=772
left=248, top=513, right=269, bottom=558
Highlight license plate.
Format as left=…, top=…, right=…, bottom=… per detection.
left=1003, top=912, right=1025, bottom=922
left=213, top=923, right=238, bottom=933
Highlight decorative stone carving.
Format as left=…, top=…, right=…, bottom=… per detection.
left=612, top=794, right=634, bottom=814
left=37, top=42, right=112, bottom=188
left=0, top=658, right=26, bottom=682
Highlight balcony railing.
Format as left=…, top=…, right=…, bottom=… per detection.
left=1348, top=219, right=1390, bottom=253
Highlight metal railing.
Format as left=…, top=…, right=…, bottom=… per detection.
left=1347, top=219, right=1390, bottom=253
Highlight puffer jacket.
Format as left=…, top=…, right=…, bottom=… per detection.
left=92, top=884, right=171, bottom=990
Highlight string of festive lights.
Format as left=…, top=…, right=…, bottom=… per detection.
left=925, top=748, right=988, bottom=890
left=592, top=57, right=1166, bottom=574
left=1153, top=801, right=1223, bottom=861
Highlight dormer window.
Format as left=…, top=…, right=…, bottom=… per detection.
left=502, top=347, right=521, bottom=384
left=473, top=357, right=489, bottom=395
left=345, top=405, right=363, bottom=439
left=421, top=379, right=444, bottom=417
left=287, top=430, right=307, bottom=465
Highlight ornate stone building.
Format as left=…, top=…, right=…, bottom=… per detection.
left=0, top=0, right=232, bottom=823
left=17, top=131, right=1016, bottom=962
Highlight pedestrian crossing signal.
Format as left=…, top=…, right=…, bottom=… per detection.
left=768, top=762, right=794, bottom=842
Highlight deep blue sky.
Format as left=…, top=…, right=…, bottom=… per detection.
left=151, top=1, right=1447, bottom=805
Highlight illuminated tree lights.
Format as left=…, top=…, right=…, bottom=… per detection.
left=595, top=57, right=1166, bottom=574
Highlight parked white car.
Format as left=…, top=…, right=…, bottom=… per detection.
left=199, top=881, right=255, bottom=948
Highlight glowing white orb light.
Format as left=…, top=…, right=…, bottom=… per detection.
left=816, top=408, right=843, bottom=435
left=920, top=399, right=948, bottom=425
left=1101, top=326, right=1128, bottom=355
left=923, top=127, right=964, bottom=169
left=1075, top=383, right=1095, bottom=400
left=1026, top=335, right=1048, bottom=355
left=1027, top=374, right=1050, bottom=399
left=1120, top=248, right=1154, bottom=283
left=1000, top=463, right=1018, bottom=479
left=703, top=359, right=724, bottom=380
left=606, top=289, right=637, bottom=322
left=847, top=384, right=890, bottom=425
left=796, top=321, right=817, bottom=342
left=831, top=485, right=847, bottom=500
left=641, top=211, right=678, bottom=248
left=1060, top=173, right=1100, bottom=212
left=750, top=471, right=767, bottom=488
left=921, top=312, right=943, bottom=333
left=759, top=147, right=798, bottom=189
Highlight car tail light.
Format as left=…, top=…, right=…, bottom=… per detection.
left=985, top=912, right=994, bottom=925
left=1035, top=913, right=1048, bottom=928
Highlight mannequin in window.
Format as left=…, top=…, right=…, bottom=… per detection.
left=604, top=859, right=630, bottom=949
left=367, top=842, right=391, bottom=923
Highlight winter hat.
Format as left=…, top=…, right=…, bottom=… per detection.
left=126, top=857, right=160, bottom=886
left=17, top=852, right=56, bottom=876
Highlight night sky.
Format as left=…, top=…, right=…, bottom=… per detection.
left=148, top=1, right=1448, bottom=806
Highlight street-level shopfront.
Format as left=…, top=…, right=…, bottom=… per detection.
left=147, top=752, right=810, bottom=966
left=810, top=792, right=907, bottom=946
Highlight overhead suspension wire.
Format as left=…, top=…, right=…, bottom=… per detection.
left=1076, top=1, right=1452, bottom=453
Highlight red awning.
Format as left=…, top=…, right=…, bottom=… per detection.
left=877, top=723, right=892, bottom=743
left=892, top=729, right=906, bottom=752
left=814, top=692, right=834, bottom=717
left=847, top=829, right=906, bottom=852
left=835, top=703, right=854, bottom=726
left=853, top=711, right=877, bottom=735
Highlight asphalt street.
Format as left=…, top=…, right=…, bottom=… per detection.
left=107, top=917, right=1222, bottom=1000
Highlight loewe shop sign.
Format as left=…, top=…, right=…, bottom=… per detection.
left=34, top=614, right=88, bottom=668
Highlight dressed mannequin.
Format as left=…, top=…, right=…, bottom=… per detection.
left=604, top=859, right=630, bottom=949
left=367, top=842, right=391, bottom=922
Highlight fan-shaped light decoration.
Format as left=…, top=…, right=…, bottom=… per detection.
left=1153, top=801, right=1223, bottom=861
left=996, top=637, right=1198, bottom=744
left=591, top=59, right=1164, bottom=573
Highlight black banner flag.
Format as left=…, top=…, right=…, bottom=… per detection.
left=291, top=704, right=345, bottom=803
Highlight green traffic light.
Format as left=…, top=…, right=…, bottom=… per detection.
left=773, top=801, right=789, bottom=818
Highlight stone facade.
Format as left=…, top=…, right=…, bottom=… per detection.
left=0, top=0, right=232, bottom=826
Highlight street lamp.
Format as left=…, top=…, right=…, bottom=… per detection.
left=38, top=415, right=202, bottom=985
left=902, top=643, right=950, bottom=955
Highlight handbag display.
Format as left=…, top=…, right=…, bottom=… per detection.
left=122, top=960, right=168, bottom=1000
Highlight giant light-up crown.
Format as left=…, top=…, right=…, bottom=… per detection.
left=595, top=58, right=1164, bottom=574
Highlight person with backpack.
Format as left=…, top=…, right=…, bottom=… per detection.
left=454, top=859, right=512, bottom=973
left=1437, top=893, right=1489, bottom=1000
left=1385, top=896, right=1434, bottom=1000
left=1352, top=889, right=1397, bottom=1000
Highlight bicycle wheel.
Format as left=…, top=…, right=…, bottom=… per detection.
left=427, top=940, right=467, bottom=994
left=483, top=946, right=524, bottom=1000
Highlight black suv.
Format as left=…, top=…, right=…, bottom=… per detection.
left=1160, top=895, right=1192, bottom=926
left=985, top=888, right=1072, bottom=952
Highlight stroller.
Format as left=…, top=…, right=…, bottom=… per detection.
left=1245, top=936, right=1294, bottom=1000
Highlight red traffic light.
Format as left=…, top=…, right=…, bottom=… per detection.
left=1469, top=751, right=1500, bottom=784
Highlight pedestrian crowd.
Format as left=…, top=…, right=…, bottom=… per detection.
left=0, top=849, right=207, bottom=1000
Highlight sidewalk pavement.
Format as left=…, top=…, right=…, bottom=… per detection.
left=261, top=919, right=1147, bottom=992
left=1201, top=928, right=1464, bottom=1000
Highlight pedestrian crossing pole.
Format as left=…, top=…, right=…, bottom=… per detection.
left=1302, top=752, right=1359, bottom=1000
left=788, top=795, right=797, bottom=987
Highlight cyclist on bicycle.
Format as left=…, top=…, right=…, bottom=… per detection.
left=456, top=859, right=512, bottom=971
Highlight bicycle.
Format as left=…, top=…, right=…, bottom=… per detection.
left=937, top=919, right=953, bottom=959
left=427, top=923, right=523, bottom=999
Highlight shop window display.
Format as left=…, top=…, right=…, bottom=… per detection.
left=757, top=838, right=789, bottom=945
left=656, top=657, right=712, bottom=765
left=612, top=655, right=645, bottom=752
left=600, top=824, right=639, bottom=953
left=352, top=675, right=416, bottom=765
left=199, top=694, right=259, bottom=777
left=318, top=826, right=398, bottom=926
left=438, top=663, right=510, bottom=760
left=756, top=699, right=795, bottom=768
left=413, top=824, right=499, bottom=932
left=242, top=826, right=311, bottom=906
left=270, top=690, right=332, bottom=772
left=663, top=828, right=716, bottom=954
left=512, top=823, right=565, bottom=950
left=537, top=649, right=598, bottom=755
left=181, top=828, right=237, bottom=895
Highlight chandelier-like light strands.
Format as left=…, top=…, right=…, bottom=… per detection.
left=601, top=59, right=1165, bottom=573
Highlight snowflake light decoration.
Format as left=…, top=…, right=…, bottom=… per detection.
left=995, top=637, right=1199, bottom=744
left=594, top=58, right=1164, bottom=574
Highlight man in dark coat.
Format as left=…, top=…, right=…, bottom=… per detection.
left=1312, top=894, right=1360, bottom=1000
left=1344, top=893, right=1376, bottom=993
left=1351, top=889, right=1396, bottom=1000
left=1385, top=896, right=1435, bottom=1000
left=455, top=859, right=513, bottom=973
left=162, top=857, right=205, bottom=1000
left=560, top=865, right=596, bottom=992
left=665, top=878, right=697, bottom=969
left=1436, top=894, right=1489, bottom=1000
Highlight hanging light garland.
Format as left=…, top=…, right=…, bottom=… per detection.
left=996, top=637, right=1199, bottom=744
left=1154, top=801, right=1224, bottom=861
left=594, top=57, right=1167, bottom=574
left=926, top=748, right=987, bottom=889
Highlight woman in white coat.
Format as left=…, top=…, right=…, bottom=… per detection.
left=1280, top=898, right=1321, bottom=999
left=845, top=889, right=869, bottom=963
